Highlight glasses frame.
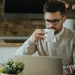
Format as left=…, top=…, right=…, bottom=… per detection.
left=44, top=16, right=64, bottom=25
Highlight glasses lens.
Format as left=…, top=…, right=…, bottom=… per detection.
left=52, top=19, right=59, bottom=25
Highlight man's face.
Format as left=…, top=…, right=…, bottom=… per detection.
left=44, top=11, right=66, bottom=34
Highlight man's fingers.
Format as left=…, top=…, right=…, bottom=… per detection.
left=36, top=34, right=46, bottom=40
left=33, top=29, right=47, bottom=42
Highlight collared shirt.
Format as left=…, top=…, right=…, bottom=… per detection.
left=52, top=27, right=64, bottom=43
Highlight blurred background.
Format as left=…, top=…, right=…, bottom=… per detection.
left=0, top=0, right=74, bottom=43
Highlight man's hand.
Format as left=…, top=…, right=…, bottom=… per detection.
left=63, top=69, right=70, bottom=75
left=63, top=65, right=74, bottom=75
left=32, top=29, right=46, bottom=42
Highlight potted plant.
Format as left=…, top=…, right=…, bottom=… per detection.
left=1, top=59, right=25, bottom=75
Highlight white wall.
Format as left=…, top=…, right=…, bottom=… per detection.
left=0, top=47, right=38, bottom=63
left=0, top=47, right=18, bottom=63
left=63, top=19, right=75, bottom=30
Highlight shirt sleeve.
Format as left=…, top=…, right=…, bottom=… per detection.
left=15, top=34, right=37, bottom=55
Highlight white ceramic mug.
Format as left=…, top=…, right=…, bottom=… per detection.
left=43, top=29, right=54, bottom=42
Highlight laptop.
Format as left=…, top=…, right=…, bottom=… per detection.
left=14, top=55, right=63, bottom=75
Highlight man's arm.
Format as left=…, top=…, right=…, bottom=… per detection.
left=15, top=29, right=46, bottom=55
left=15, top=35, right=37, bottom=55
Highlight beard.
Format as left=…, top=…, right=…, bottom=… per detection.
left=54, top=21, right=63, bottom=34
left=54, top=26, right=63, bottom=35
left=54, top=30, right=60, bottom=34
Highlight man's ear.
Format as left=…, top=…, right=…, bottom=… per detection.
left=63, top=16, right=66, bottom=23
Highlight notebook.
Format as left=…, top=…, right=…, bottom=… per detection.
left=14, top=55, right=63, bottom=75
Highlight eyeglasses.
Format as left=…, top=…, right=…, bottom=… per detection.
left=44, top=17, right=63, bottom=25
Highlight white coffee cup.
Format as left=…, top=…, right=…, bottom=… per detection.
left=43, top=29, right=54, bottom=42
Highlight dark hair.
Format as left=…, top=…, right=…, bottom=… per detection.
left=43, top=0, right=66, bottom=15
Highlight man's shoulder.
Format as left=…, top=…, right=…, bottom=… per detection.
left=64, top=27, right=75, bottom=39
left=64, top=27, right=75, bottom=34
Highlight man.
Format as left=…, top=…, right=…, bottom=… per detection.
left=15, top=0, right=75, bottom=74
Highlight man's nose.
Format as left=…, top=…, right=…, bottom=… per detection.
left=48, top=22, right=54, bottom=28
